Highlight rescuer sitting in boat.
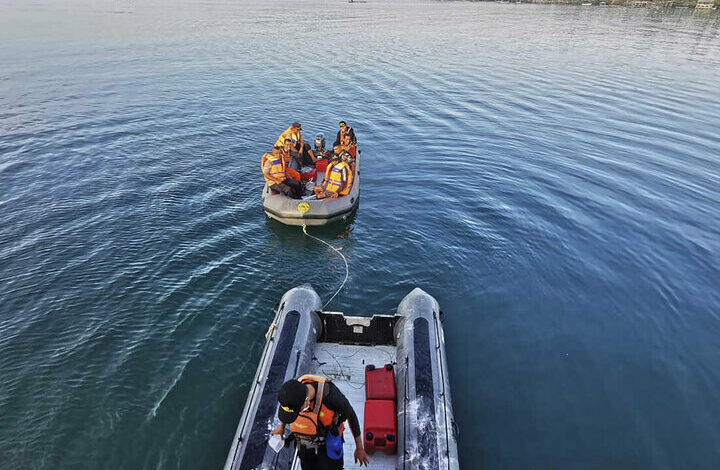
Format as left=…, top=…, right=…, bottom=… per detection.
left=300, top=140, right=317, bottom=165
left=333, top=121, right=356, bottom=147
left=314, top=148, right=353, bottom=199
left=280, top=138, right=303, bottom=171
left=272, top=375, right=369, bottom=469
left=340, top=133, right=356, bottom=159
left=261, top=147, right=303, bottom=199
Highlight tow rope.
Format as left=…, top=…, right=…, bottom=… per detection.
left=302, top=224, right=349, bottom=309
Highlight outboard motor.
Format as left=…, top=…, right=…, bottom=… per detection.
left=314, top=133, right=327, bottom=157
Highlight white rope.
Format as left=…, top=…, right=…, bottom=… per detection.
left=302, top=224, right=349, bottom=309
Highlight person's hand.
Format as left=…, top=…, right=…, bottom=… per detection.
left=354, top=447, right=369, bottom=467
left=271, top=424, right=285, bottom=436
left=330, top=193, right=339, bottom=199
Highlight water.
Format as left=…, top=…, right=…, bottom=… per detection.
left=2, top=0, right=720, bottom=468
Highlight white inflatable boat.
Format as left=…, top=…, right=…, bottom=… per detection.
left=223, top=285, right=460, bottom=470
left=262, top=156, right=360, bottom=226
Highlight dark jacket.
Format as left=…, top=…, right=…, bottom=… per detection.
left=333, top=127, right=356, bottom=147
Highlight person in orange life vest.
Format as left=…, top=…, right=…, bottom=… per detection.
left=272, top=376, right=369, bottom=469
left=333, top=121, right=356, bottom=147
left=314, top=148, right=353, bottom=200
left=340, top=133, right=356, bottom=158
left=261, top=147, right=303, bottom=199
left=275, top=121, right=304, bottom=152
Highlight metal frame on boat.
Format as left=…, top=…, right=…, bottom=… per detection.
left=223, top=284, right=460, bottom=470
left=262, top=154, right=361, bottom=226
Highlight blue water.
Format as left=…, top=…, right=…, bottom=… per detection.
left=2, top=1, right=720, bottom=468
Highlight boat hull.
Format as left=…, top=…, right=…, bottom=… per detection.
left=262, top=157, right=360, bottom=226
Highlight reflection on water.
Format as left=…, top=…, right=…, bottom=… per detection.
left=1, top=1, right=720, bottom=469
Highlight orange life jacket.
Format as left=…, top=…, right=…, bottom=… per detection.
left=339, top=126, right=354, bottom=144
left=277, top=149, right=302, bottom=181
left=289, top=375, right=342, bottom=442
left=322, top=161, right=352, bottom=196
left=261, top=152, right=286, bottom=184
left=275, top=126, right=301, bottom=149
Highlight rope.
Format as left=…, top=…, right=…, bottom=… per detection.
left=302, top=224, right=349, bottom=309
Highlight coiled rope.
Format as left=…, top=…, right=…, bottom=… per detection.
left=302, top=224, right=349, bottom=309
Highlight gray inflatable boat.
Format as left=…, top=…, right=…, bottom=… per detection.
left=223, top=285, right=460, bottom=470
left=262, top=157, right=360, bottom=226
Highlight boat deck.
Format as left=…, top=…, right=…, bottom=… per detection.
left=290, top=343, right=398, bottom=470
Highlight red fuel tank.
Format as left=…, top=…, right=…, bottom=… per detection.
left=363, top=400, right=397, bottom=455
left=300, top=168, right=317, bottom=182
left=365, top=364, right=396, bottom=401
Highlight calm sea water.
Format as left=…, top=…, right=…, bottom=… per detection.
left=2, top=0, right=720, bottom=468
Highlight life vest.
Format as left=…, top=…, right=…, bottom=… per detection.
left=275, top=126, right=301, bottom=149
left=322, top=161, right=352, bottom=196
left=278, top=149, right=302, bottom=181
left=261, top=153, right=286, bottom=184
left=289, top=375, right=342, bottom=443
left=339, top=126, right=355, bottom=143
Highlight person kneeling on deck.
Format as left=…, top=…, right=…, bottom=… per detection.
left=261, top=147, right=302, bottom=199
left=272, top=375, right=369, bottom=469
left=314, top=149, right=353, bottom=199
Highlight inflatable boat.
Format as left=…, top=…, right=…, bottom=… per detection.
left=223, top=285, right=460, bottom=470
left=262, top=156, right=360, bottom=226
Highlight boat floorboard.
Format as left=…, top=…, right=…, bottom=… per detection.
left=291, top=343, right=398, bottom=470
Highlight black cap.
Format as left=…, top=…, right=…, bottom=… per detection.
left=292, top=122, right=302, bottom=129
left=277, top=380, right=307, bottom=424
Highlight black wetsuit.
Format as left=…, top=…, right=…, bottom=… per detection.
left=297, top=381, right=360, bottom=469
